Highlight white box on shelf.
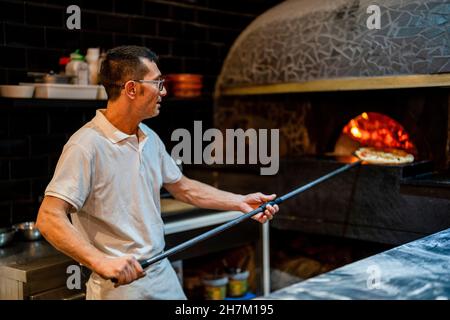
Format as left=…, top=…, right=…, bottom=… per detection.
left=21, top=83, right=99, bottom=100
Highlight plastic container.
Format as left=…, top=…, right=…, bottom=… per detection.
left=227, top=269, right=249, bottom=297
left=202, top=275, right=228, bottom=300
left=66, top=50, right=89, bottom=85
left=29, top=83, right=98, bottom=99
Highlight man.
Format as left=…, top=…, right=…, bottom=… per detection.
left=36, top=46, right=279, bottom=300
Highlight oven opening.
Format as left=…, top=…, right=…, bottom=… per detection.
left=334, top=112, right=417, bottom=157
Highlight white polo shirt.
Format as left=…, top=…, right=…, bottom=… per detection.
left=45, top=109, right=182, bottom=261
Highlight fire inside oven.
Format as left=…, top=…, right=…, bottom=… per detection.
left=334, top=112, right=417, bottom=157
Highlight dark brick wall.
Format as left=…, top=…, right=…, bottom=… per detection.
left=0, top=0, right=281, bottom=226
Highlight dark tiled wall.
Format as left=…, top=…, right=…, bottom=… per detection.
left=0, top=104, right=99, bottom=227
left=0, top=0, right=281, bottom=227
left=0, top=0, right=280, bottom=92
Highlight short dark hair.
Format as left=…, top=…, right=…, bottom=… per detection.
left=99, top=46, right=158, bottom=101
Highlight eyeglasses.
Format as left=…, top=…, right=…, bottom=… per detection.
left=132, top=79, right=165, bottom=91
left=109, top=78, right=166, bottom=91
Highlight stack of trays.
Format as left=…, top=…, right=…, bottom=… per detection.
left=166, top=74, right=203, bottom=98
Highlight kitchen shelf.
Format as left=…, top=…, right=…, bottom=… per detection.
left=0, top=97, right=107, bottom=109
left=0, top=96, right=213, bottom=110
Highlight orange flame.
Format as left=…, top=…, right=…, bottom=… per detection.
left=342, top=112, right=417, bottom=154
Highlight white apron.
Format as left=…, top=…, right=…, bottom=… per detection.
left=86, top=259, right=186, bottom=300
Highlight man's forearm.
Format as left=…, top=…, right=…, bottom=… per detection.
left=172, top=178, right=244, bottom=212
left=37, top=201, right=107, bottom=271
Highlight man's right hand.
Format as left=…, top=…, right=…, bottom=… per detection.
left=95, top=255, right=146, bottom=287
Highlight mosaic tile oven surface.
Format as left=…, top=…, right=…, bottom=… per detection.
left=214, top=96, right=315, bottom=156
left=216, top=0, right=450, bottom=91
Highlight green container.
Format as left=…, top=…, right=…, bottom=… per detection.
left=227, top=270, right=249, bottom=297
left=202, top=275, right=228, bottom=300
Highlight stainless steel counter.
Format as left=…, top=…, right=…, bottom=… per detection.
left=0, top=240, right=79, bottom=299
left=0, top=240, right=69, bottom=282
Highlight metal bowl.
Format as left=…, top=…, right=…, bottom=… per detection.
left=27, top=71, right=74, bottom=84
left=13, top=222, right=42, bottom=241
left=0, top=227, right=16, bottom=247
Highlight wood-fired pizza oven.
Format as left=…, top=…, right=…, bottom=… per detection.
left=206, top=0, right=450, bottom=245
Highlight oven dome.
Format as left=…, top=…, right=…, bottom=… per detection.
left=216, top=0, right=450, bottom=95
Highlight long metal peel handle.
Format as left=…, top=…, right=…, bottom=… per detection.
left=278, top=160, right=361, bottom=203
left=139, top=199, right=282, bottom=270
left=111, top=160, right=361, bottom=283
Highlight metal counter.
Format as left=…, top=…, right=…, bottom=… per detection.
left=261, top=227, right=450, bottom=300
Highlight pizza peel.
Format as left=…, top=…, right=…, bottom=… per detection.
left=111, top=148, right=413, bottom=283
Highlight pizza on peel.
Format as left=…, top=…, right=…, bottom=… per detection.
left=354, top=147, right=414, bottom=164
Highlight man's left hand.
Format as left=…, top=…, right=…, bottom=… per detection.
left=239, top=193, right=279, bottom=224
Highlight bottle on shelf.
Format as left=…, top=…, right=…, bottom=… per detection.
left=86, top=48, right=100, bottom=85
left=65, top=50, right=89, bottom=85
